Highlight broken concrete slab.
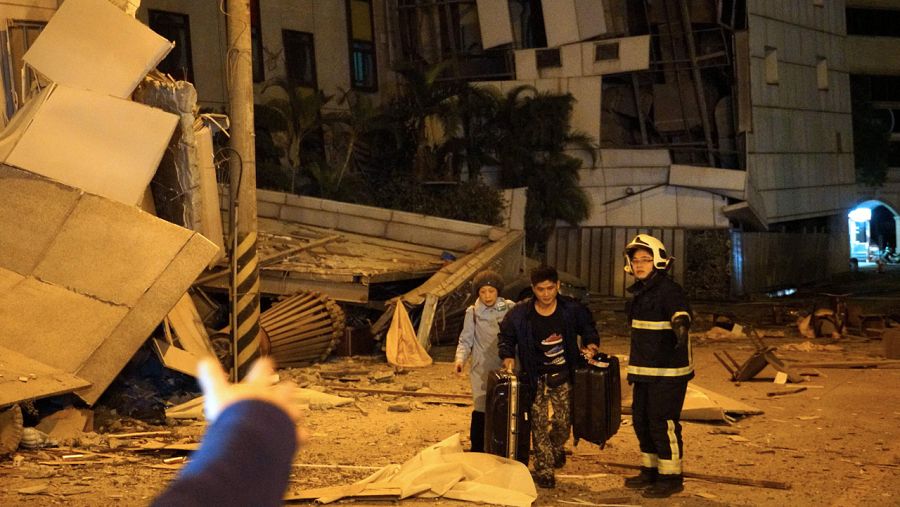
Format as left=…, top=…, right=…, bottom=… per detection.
left=152, top=339, right=201, bottom=377
left=476, top=0, right=513, bottom=49
left=0, top=345, right=91, bottom=407
left=0, top=166, right=218, bottom=405
left=35, top=407, right=93, bottom=441
left=23, top=0, right=172, bottom=98
left=542, top=0, right=607, bottom=48
left=581, top=35, right=651, bottom=75
left=0, top=84, right=178, bottom=206
left=669, top=164, right=747, bottom=199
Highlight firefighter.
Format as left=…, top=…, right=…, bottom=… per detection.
left=621, top=234, right=692, bottom=498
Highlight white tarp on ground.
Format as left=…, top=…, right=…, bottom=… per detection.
left=23, top=0, right=172, bottom=98
left=287, top=434, right=537, bottom=506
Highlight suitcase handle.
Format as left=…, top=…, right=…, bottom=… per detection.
left=583, top=351, right=612, bottom=368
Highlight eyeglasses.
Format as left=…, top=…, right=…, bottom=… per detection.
left=631, top=257, right=654, bottom=265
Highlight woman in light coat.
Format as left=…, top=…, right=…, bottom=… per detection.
left=454, top=270, right=512, bottom=452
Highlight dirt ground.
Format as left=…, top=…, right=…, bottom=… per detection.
left=1, top=272, right=899, bottom=506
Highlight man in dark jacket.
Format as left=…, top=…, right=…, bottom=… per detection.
left=621, top=234, right=692, bottom=499
left=498, top=265, right=599, bottom=489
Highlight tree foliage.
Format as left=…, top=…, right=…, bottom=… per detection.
left=253, top=63, right=596, bottom=234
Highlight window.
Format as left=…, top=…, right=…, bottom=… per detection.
left=347, top=0, right=377, bottom=91
left=846, top=8, right=900, bottom=37
left=149, top=10, right=194, bottom=82
left=817, top=57, right=829, bottom=91
left=536, top=48, right=561, bottom=68
left=282, top=30, right=317, bottom=88
left=595, top=42, right=620, bottom=61
left=1, top=20, right=46, bottom=118
left=764, top=46, right=779, bottom=85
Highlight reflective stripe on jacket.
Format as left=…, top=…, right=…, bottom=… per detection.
left=626, top=273, right=694, bottom=383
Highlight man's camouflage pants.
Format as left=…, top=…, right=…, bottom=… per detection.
left=530, top=375, right=571, bottom=479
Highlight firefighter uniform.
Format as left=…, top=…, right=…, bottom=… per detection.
left=626, top=271, right=692, bottom=479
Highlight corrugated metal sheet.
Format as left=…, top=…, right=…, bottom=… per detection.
left=547, top=227, right=686, bottom=297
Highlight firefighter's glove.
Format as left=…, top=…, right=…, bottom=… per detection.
left=672, top=315, right=691, bottom=349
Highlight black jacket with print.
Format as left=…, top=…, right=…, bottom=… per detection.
left=626, top=272, right=693, bottom=383
left=498, top=295, right=600, bottom=392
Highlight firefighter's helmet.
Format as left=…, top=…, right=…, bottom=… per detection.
left=624, top=234, right=672, bottom=274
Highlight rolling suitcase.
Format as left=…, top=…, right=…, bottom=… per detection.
left=484, top=369, right=531, bottom=464
left=572, top=353, right=621, bottom=448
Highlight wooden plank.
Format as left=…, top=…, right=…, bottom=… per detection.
left=600, top=228, right=612, bottom=296
left=783, top=360, right=900, bottom=368
left=0, top=345, right=91, bottom=406
left=566, top=228, right=578, bottom=274
left=416, top=293, right=439, bottom=350
left=167, top=293, right=214, bottom=357
left=328, top=386, right=471, bottom=399
left=586, top=460, right=790, bottom=490
left=613, top=228, right=627, bottom=297
left=578, top=227, right=596, bottom=283
left=547, top=229, right=558, bottom=266
left=589, top=228, right=602, bottom=293
left=152, top=339, right=199, bottom=377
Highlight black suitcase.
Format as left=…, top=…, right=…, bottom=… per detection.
left=484, top=369, right=531, bottom=464
left=572, top=353, right=621, bottom=448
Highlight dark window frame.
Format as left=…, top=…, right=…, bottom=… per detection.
left=535, top=48, right=561, bottom=68
left=846, top=7, right=900, bottom=37
left=346, top=0, right=378, bottom=92
left=148, top=9, right=194, bottom=83
left=595, top=42, right=620, bottom=61
left=250, top=0, right=264, bottom=83
left=282, top=29, right=317, bottom=89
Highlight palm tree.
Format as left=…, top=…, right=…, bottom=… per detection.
left=391, top=61, right=466, bottom=180
left=315, top=89, right=379, bottom=197
left=256, top=79, right=333, bottom=192
left=489, top=88, right=597, bottom=257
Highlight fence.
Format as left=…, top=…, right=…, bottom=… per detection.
left=547, top=227, right=686, bottom=298
left=547, top=227, right=833, bottom=298
left=731, top=231, right=831, bottom=296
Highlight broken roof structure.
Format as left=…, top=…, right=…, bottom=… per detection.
left=196, top=189, right=524, bottom=306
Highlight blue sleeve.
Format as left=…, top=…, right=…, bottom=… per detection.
left=152, top=399, right=297, bottom=507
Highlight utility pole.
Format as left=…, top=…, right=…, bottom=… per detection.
left=226, top=0, right=261, bottom=381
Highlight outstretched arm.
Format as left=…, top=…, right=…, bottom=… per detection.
left=152, top=358, right=305, bottom=507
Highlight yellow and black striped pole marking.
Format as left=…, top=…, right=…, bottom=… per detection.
left=232, top=230, right=261, bottom=380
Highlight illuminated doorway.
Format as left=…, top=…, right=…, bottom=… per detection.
left=848, top=200, right=899, bottom=262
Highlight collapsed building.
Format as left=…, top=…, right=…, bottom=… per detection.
left=0, top=0, right=527, bottom=414
left=3, top=0, right=900, bottom=411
